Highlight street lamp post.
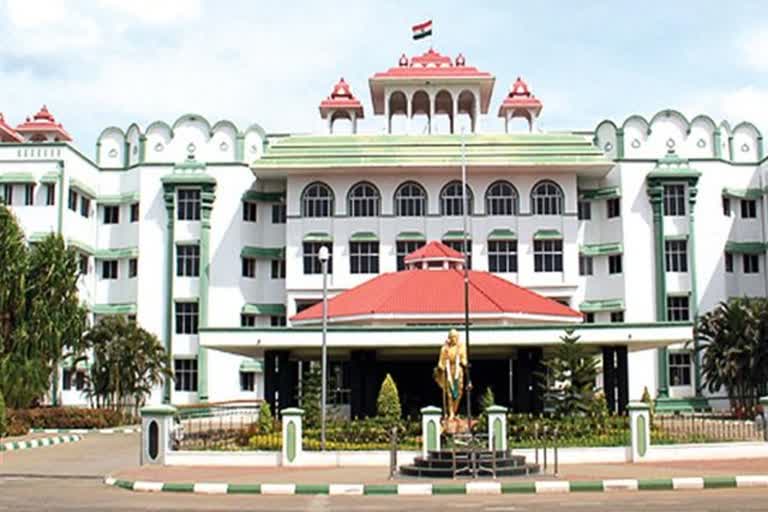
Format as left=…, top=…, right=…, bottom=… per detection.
left=318, top=245, right=330, bottom=451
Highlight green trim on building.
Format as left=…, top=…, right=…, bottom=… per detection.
left=239, top=359, right=264, bottom=372
left=69, top=178, right=97, bottom=198
left=533, top=229, right=562, bottom=240
left=724, top=241, right=768, bottom=254
left=664, top=234, right=689, bottom=241
left=92, top=303, right=137, bottom=315
left=241, top=190, right=285, bottom=202
left=0, top=172, right=36, bottom=183
left=578, top=186, right=621, bottom=200
left=396, top=231, right=426, bottom=241
left=240, top=246, right=285, bottom=259
left=442, top=230, right=468, bottom=241
left=303, top=232, right=332, bottom=242
left=252, top=133, right=612, bottom=170
left=487, top=228, right=517, bottom=240
left=242, top=303, right=286, bottom=316
left=580, top=242, right=622, bottom=256
left=99, top=192, right=140, bottom=204
left=579, top=299, right=625, bottom=312
left=197, top=181, right=216, bottom=403
left=95, top=247, right=139, bottom=259
left=162, top=186, right=175, bottom=404
left=40, top=171, right=59, bottom=183
left=722, top=187, right=763, bottom=200
left=28, top=231, right=52, bottom=243
left=349, top=231, right=378, bottom=242
left=67, top=238, right=96, bottom=254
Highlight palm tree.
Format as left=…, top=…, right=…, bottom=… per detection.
left=697, top=298, right=768, bottom=415
left=83, top=316, right=172, bottom=416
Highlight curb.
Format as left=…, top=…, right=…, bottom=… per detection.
left=1, top=434, right=82, bottom=452
left=104, top=474, right=768, bottom=496
left=29, top=427, right=140, bottom=435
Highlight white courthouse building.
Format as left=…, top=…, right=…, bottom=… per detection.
left=1, top=48, right=765, bottom=415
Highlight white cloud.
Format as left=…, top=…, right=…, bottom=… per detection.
left=739, top=26, right=768, bottom=73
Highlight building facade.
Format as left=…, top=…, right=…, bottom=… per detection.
left=1, top=49, right=765, bottom=413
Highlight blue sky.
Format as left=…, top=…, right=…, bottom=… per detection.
left=2, top=0, right=768, bottom=154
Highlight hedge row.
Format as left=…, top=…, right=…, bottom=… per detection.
left=5, top=407, right=133, bottom=436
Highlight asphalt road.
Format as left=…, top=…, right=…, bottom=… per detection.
left=1, top=433, right=767, bottom=511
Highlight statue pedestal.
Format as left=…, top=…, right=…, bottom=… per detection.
left=441, top=417, right=477, bottom=435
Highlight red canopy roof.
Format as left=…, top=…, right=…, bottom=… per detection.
left=291, top=268, right=582, bottom=323
left=404, top=240, right=463, bottom=264
left=0, top=113, right=23, bottom=142
left=15, top=105, right=72, bottom=141
left=369, top=48, right=495, bottom=114
left=498, top=77, right=543, bottom=117
left=319, top=78, right=364, bottom=119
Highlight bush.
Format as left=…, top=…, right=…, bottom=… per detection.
left=376, top=374, right=401, bottom=424
left=0, top=391, right=6, bottom=437
left=477, top=387, right=496, bottom=432
left=8, top=407, right=132, bottom=433
left=258, top=401, right=275, bottom=434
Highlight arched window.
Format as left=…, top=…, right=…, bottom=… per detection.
left=440, top=181, right=473, bottom=216
left=394, top=181, right=427, bottom=216
left=347, top=182, right=380, bottom=217
left=531, top=180, right=564, bottom=215
left=486, top=180, right=518, bottom=215
left=301, top=182, right=334, bottom=217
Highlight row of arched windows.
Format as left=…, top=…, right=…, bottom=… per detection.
left=301, top=180, right=565, bottom=218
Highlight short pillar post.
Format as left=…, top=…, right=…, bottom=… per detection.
left=421, top=406, right=442, bottom=458
left=140, top=405, right=177, bottom=465
left=281, top=407, right=304, bottom=466
left=486, top=405, right=508, bottom=452
left=627, top=401, right=651, bottom=462
left=760, top=396, right=768, bottom=442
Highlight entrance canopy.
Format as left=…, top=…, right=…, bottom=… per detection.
left=291, top=241, right=583, bottom=326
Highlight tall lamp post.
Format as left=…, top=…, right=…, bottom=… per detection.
left=318, top=245, right=330, bottom=451
left=460, top=129, right=473, bottom=430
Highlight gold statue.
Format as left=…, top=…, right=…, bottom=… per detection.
left=434, top=329, right=468, bottom=420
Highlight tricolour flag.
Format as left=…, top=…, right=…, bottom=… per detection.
left=412, top=20, right=433, bottom=40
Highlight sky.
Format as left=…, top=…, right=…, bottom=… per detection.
left=2, top=0, right=768, bottom=156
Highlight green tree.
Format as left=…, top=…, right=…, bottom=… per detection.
left=696, top=298, right=768, bottom=414
left=258, top=401, right=274, bottom=433
left=0, top=207, right=87, bottom=408
left=0, top=390, right=6, bottom=437
left=477, top=386, right=496, bottom=431
left=300, top=363, right=322, bottom=428
left=376, top=373, right=401, bottom=424
left=539, top=329, right=601, bottom=417
left=83, top=316, right=172, bottom=416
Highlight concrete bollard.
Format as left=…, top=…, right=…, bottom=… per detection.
left=281, top=407, right=304, bottom=466
left=486, top=405, right=508, bottom=452
left=420, top=406, right=442, bottom=458
left=140, top=405, right=177, bottom=465
left=627, top=401, right=651, bottom=462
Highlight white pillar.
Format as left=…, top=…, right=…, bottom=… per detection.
left=428, top=92, right=435, bottom=134
left=351, top=111, right=357, bottom=134
left=452, top=94, right=459, bottom=135
left=473, top=95, right=481, bottom=133
left=406, top=93, right=413, bottom=135
left=140, top=405, right=177, bottom=465
left=505, top=112, right=510, bottom=134
left=384, top=92, right=391, bottom=134
left=421, top=406, right=442, bottom=458
left=327, top=113, right=334, bottom=135
left=627, top=401, right=651, bottom=462
left=281, top=407, right=304, bottom=466
left=486, top=405, right=508, bottom=452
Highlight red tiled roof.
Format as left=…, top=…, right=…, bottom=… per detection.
left=0, top=113, right=23, bottom=142
left=404, top=240, right=463, bottom=263
left=319, top=78, right=364, bottom=119
left=291, top=268, right=582, bottom=322
left=15, top=105, right=72, bottom=141
left=498, top=77, right=543, bottom=117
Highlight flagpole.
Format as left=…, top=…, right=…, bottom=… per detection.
left=460, top=128, right=472, bottom=432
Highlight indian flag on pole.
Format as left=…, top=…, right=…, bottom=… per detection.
left=412, top=20, right=433, bottom=40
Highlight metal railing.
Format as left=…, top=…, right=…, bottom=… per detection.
left=173, top=414, right=280, bottom=451
left=653, top=413, right=766, bottom=443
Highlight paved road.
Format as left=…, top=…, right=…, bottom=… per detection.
left=1, top=434, right=767, bottom=511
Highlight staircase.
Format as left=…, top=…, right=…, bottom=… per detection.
left=400, top=449, right=539, bottom=478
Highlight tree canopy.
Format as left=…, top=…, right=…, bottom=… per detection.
left=696, top=298, right=768, bottom=415
left=0, top=206, right=87, bottom=408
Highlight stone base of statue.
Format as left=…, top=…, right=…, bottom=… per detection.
left=400, top=446, right=540, bottom=478
left=441, top=416, right=477, bottom=435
